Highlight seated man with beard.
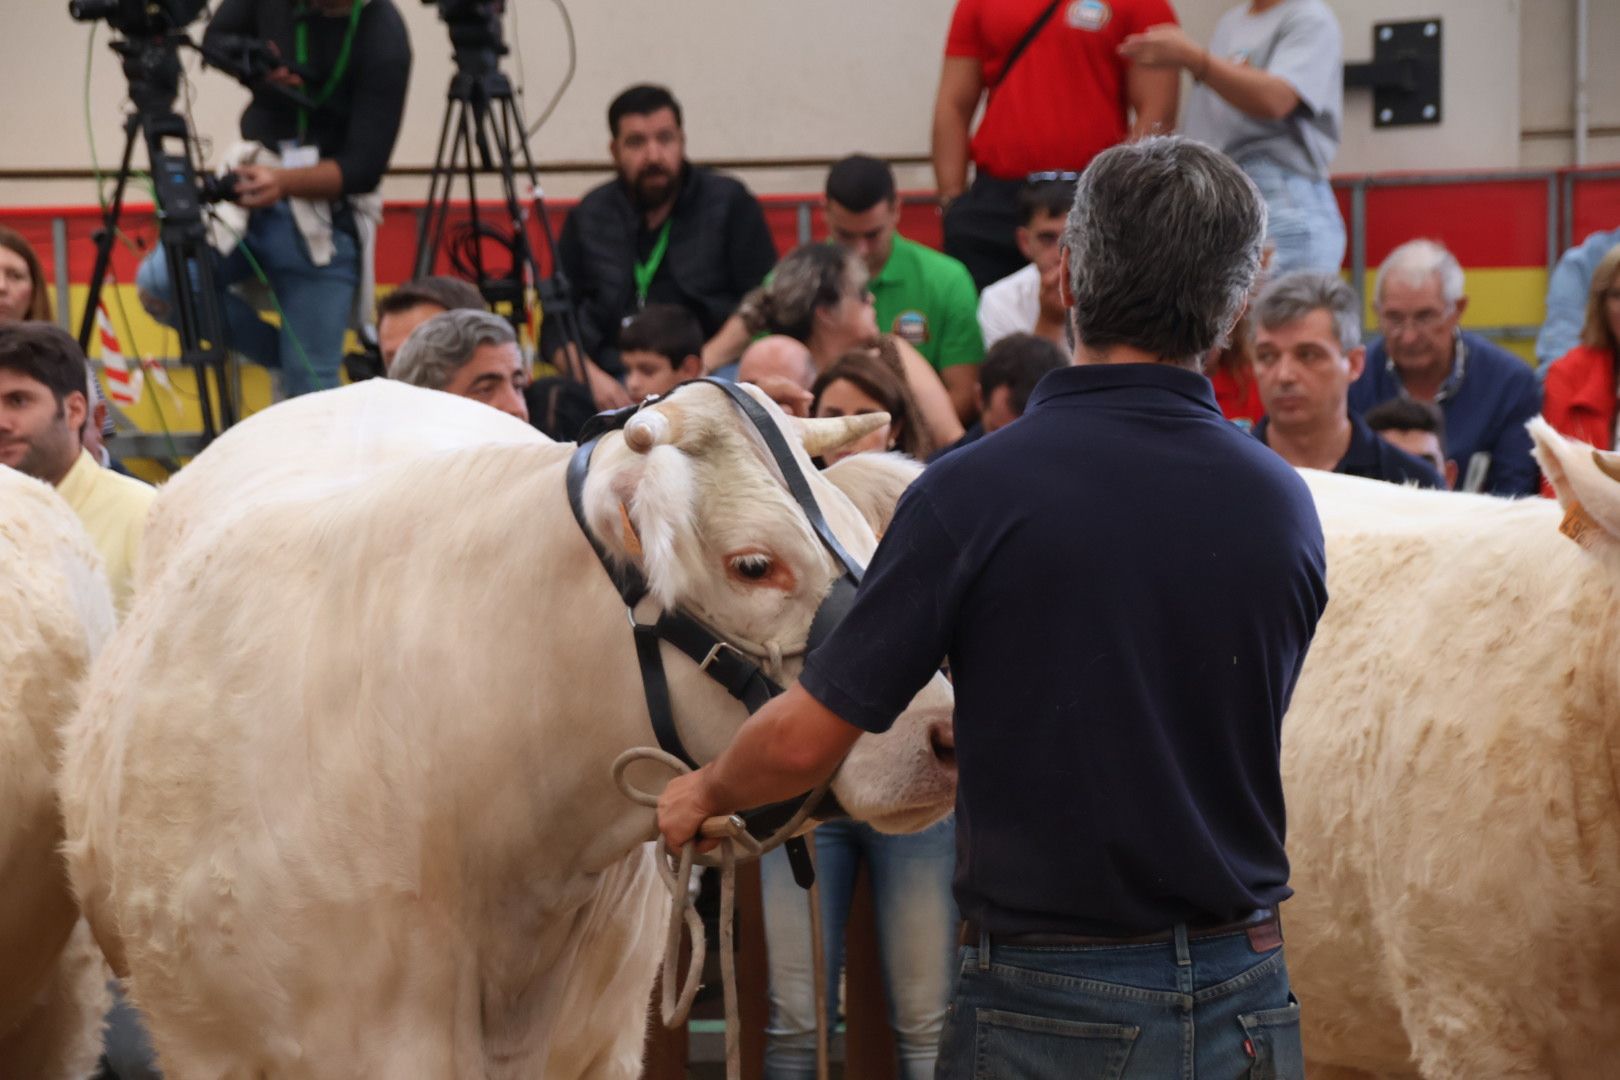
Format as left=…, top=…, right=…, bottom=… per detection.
left=555, top=84, right=779, bottom=408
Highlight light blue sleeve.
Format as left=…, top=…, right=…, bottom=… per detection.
left=1266, top=5, right=1342, bottom=117
left=1538, top=229, right=1620, bottom=374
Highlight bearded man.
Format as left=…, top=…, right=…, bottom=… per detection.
left=554, top=84, right=778, bottom=408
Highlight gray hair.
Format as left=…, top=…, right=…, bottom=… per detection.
left=1062, top=136, right=1267, bottom=366
left=735, top=243, right=867, bottom=343
left=1254, top=271, right=1362, bottom=353
left=389, top=308, right=516, bottom=391
left=1374, top=239, right=1465, bottom=308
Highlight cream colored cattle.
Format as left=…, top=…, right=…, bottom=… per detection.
left=1284, top=420, right=1620, bottom=1079
left=61, top=380, right=956, bottom=1079
left=0, top=467, right=114, bottom=1078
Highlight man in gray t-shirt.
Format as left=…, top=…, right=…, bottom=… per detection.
left=1121, top=0, right=1346, bottom=274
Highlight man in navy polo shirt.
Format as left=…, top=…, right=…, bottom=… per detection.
left=659, top=137, right=1328, bottom=1078
left=1252, top=271, right=1443, bottom=489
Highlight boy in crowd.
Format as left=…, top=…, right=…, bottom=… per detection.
left=621, top=303, right=705, bottom=405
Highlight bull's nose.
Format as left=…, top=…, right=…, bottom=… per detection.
left=929, top=721, right=956, bottom=766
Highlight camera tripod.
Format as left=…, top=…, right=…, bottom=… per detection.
left=412, top=21, right=587, bottom=382
left=77, top=34, right=237, bottom=441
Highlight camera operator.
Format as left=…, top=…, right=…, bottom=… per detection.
left=135, top=0, right=411, bottom=398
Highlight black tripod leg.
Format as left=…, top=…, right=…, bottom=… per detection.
left=77, top=117, right=142, bottom=353
left=414, top=98, right=460, bottom=280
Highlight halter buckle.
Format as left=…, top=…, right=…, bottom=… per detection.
left=699, top=641, right=743, bottom=673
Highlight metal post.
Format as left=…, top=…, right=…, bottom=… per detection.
left=1350, top=179, right=1368, bottom=315
left=1562, top=171, right=1576, bottom=252
left=796, top=202, right=813, bottom=247
left=52, top=216, right=70, bottom=333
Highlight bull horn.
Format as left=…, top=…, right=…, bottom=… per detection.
left=796, top=413, right=891, bottom=459
left=624, top=406, right=682, bottom=454
left=1594, top=449, right=1620, bottom=485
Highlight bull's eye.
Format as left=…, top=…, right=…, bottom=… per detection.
left=731, top=554, right=773, bottom=581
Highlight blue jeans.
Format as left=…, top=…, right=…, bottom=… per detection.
left=135, top=200, right=358, bottom=397
left=936, top=923, right=1302, bottom=1080
left=1241, top=159, right=1346, bottom=276
left=761, top=816, right=958, bottom=1080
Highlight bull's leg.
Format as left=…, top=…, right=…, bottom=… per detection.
left=0, top=921, right=112, bottom=1080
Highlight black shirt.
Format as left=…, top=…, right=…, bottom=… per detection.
left=800, top=364, right=1328, bottom=937
left=556, top=165, right=778, bottom=375
left=204, top=0, right=412, bottom=194
left=1254, top=411, right=1444, bottom=488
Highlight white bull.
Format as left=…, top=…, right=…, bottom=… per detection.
left=1285, top=420, right=1620, bottom=1078
left=60, top=380, right=956, bottom=1079
left=0, top=467, right=114, bottom=1078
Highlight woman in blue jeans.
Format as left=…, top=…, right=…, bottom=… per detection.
left=761, top=816, right=958, bottom=1080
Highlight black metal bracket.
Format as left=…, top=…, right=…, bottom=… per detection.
left=1344, top=19, right=1442, bottom=128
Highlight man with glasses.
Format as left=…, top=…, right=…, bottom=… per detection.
left=977, top=177, right=1076, bottom=349
left=1348, top=239, right=1541, bottom=495
left=825, top=154, right=986, bottom=425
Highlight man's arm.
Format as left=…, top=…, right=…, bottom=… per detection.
left=1119, top=25, right=1301, bottom=121
left=931, top=57, right=984, bottom=204
left=894, top=337, right=966, bottom=446
left=327, top=4, right=412, bottom=194
left=703, top=315, right=753, bottom=374
left=941, top=365, right=981, bottom=426
left=658, top=685, right=861, bottom=850
left=234, top=159, right=344, bottom=208
left=1536, top=250, right=1594, bottom=370
left=1126, top=63, right=1180, bottom=137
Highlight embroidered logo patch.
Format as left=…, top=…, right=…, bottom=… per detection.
left=1067, top=0, right=1112, bottom=31
left=893, top=310, right=930, bottom=345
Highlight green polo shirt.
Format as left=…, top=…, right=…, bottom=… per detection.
left=869, top=235, right=984, bottom=372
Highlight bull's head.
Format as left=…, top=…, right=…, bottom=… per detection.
left=578, top=382, right=956, bottom=834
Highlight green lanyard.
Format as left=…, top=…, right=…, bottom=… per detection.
left=294, top=1, right=365, bottom=142
left=632, top=219, right=673, bottom=307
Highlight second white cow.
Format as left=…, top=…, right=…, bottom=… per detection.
left=1285, top=420, right=1620, bottom=1078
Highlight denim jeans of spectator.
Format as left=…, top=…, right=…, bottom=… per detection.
left=936, top=924, right=1303, bottom=1080
left=135, top=200, right=358, bottom=398
left=1240, top=158, right=1346, bottom=277
left=761, top=816, right=958, bottom=1080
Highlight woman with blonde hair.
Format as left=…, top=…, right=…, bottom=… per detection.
left=1543, top=243, right=1620, bottom=456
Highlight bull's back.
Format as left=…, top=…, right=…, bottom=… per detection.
left=1284, top=472, right=1620, bottom=1073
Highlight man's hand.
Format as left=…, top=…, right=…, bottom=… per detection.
left=586, top=359, right=633, bottom=410
left=658, top=767, right=721, bottom=852
left=1038, top=262, right=1067, bottom=322
left=1118, top=24, right=1201, bottom=71
left=750, top=373, right=814, bottom=418
left=234, top=164, right=286, bottom=209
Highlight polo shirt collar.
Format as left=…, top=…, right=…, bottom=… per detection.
left=1028, top=362, right=1222, bottom=415
left=55, top=447, right=99, bottom=504
left=1385, top=329, right=1467, bottom=404
left=1335, top=411, right=1384, bottom=474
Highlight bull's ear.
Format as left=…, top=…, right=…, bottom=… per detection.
left=581, top=436, right=700, bottom=607
left=1530, top=417, right=1620, bottom=549
left=820, top=452, right=923, bottom=537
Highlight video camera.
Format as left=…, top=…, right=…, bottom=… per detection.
left=68, top=0, right=204, bottom=36
left=424, top=0, right=507, bottom=74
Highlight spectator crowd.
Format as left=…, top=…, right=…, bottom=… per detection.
left=4, top=0, right=1620, bottom=1075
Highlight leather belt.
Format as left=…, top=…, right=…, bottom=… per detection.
left=960, top=908, right=1282, bottom=951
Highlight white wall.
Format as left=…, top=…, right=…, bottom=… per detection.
left=0, top=0, right=1605, bottom=208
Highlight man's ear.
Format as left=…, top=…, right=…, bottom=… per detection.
left=1015, top=226, right=1035, bottom=263
left=1453, top=295, right=1470, bottom=321
left=1057, top=247, right=1074, bottom=309
left=1444, top=459, right=1459, bottom=490
left=677, top=353, right=703, bottom=380
left=64, top=390, right=88, bottom=436
left=1347, top=345, right=1366, bottom=381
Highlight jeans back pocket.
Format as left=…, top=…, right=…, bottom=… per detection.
left=1238, top=995, right=1304, bottom=1080
left=973, top=1007, right=1139, bottom=1080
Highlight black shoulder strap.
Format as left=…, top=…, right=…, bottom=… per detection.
left=990, top=0, right=1066, bottom=92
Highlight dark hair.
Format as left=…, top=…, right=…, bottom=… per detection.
left=1063, top=137, right=1266, bottom=366
left=0, top=225, right=53, bottom=322
left=736, top=243, right=865, bottom=343
left=825, top=154, right=896, bottom=214
left=618, top=303, right=704, bottom=368
left=608, top=84, right=683, bottom=138
left=0, top=322, right=89, bottom=408
left=376, top=276, right=485, bottom=320
left=810, top=341, right=933, bottom=460
left=1365, top=397, right=1446, bottom=442
left=1016, top=180, right=1076, bottom=227
left=980, top=333, right=1068, bottom=416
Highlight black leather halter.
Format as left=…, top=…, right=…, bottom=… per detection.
left=565, top=379, right=863, bottom=885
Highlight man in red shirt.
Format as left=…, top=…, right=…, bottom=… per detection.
left=932, top=0, right=1180, bottom=290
